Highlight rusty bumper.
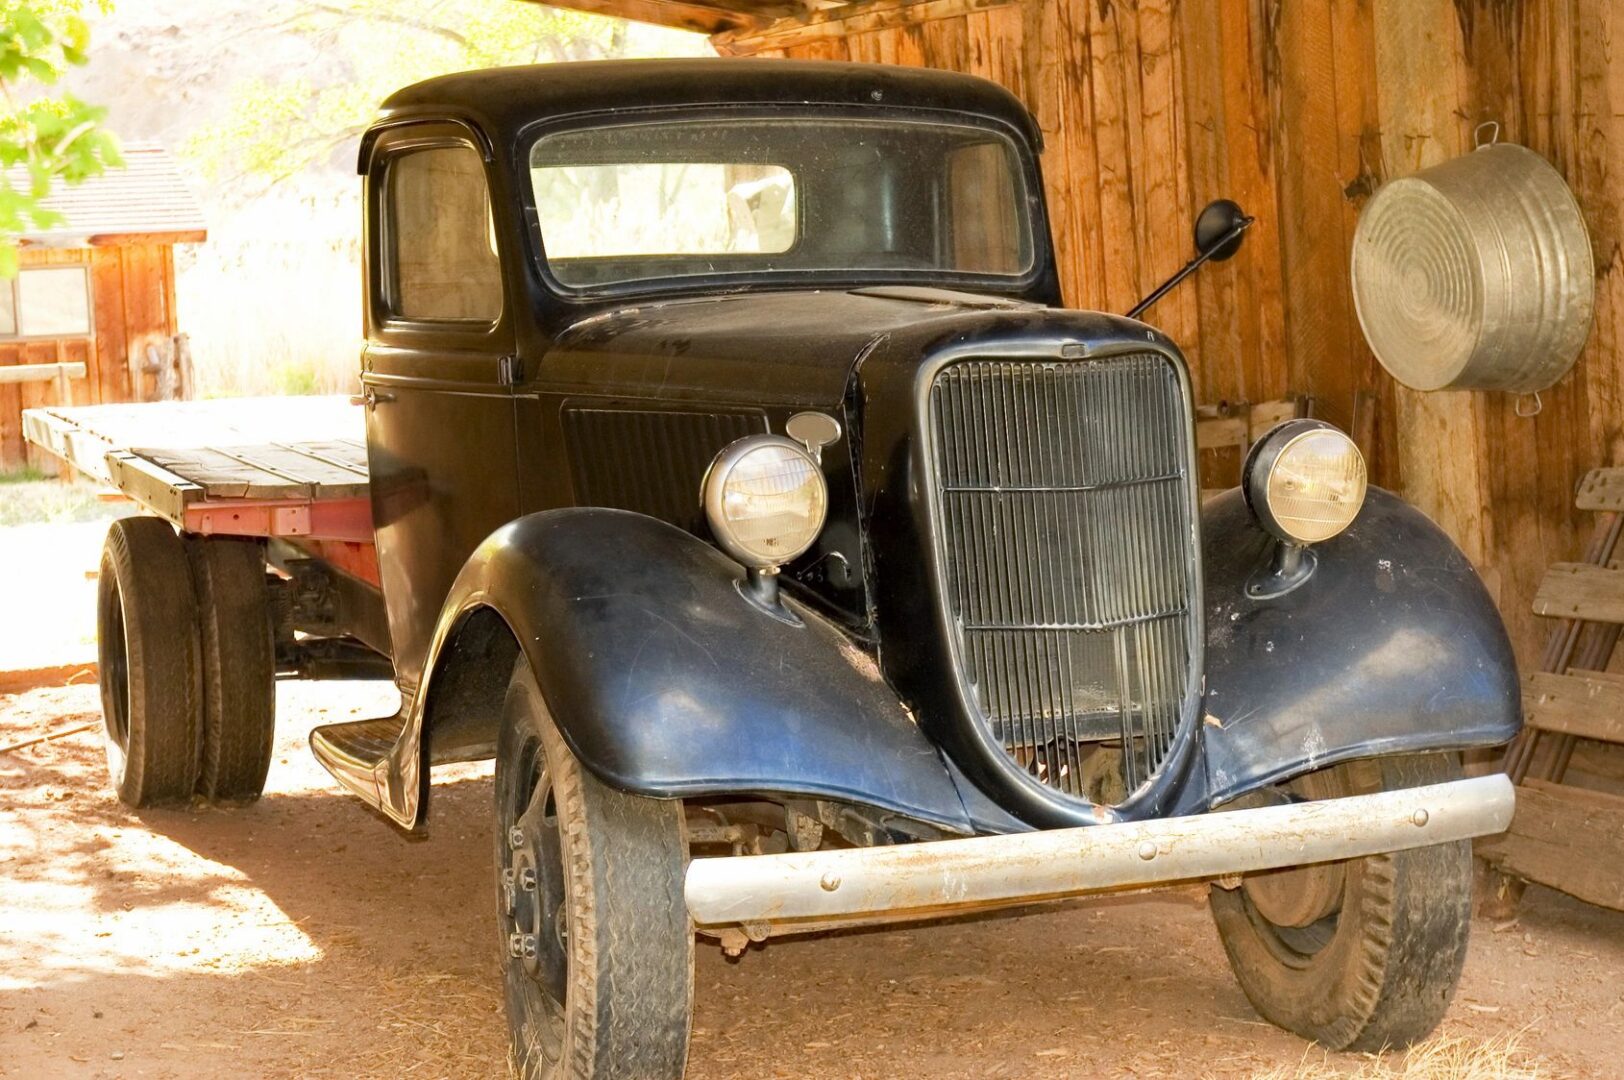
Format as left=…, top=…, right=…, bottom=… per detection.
left=684, top=774, right=1514, bottom=930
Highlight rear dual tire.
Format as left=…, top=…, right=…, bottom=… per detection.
left=96, top=518, right=275, bottom=807
left=187, top=535, right=276, bottom=801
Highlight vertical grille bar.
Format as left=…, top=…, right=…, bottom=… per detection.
left=928, top=354, right=1200, bottom=802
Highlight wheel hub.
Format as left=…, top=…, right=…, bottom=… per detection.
left=1242, top=861, right=1346, bottom=928
left=501, top=779, right=568, bottom=1005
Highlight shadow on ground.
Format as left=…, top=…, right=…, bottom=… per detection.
left=2, top=682, right=1622, bottom=1079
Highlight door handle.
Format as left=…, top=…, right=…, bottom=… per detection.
left=349, top=388, right=396, bottom=409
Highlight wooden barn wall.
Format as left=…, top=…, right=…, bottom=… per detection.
left=0, top=242, right=178, bottom=468
left=723, top=0, right=1624, bottom=663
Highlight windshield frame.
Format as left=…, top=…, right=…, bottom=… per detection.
left=514, top=103, right=1051, bottom=303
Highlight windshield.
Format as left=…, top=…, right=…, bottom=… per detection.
left=527, top=113, right=1035, bottom=292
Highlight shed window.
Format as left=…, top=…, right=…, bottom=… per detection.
left=1, top=266, right=93, bottom=338
left=385, top=145, right=503, bottom=322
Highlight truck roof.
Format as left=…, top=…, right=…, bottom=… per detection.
left=369, top=58, right=1041, bottom=158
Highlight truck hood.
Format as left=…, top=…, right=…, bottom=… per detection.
left=541, top=287, right=1063, bottom=407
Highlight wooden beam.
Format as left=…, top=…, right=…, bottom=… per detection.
left=1532, top=562, right=1624, bottom=624
left=1479, top=779, right=1624, bottom=912
left=87, top=230, right=208, bottom=247
left=0, top=362, right=87, bottom=386
left=521, top=0, right=771, bottom=37
left=1523, top=670, right=1624, bottom=744
left=716, top=0, right=1014, bottom=54
left=1576, top=468, right=1624, bottom=512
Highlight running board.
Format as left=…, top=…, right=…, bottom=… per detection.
left=309, top=712, right=411, bottom=819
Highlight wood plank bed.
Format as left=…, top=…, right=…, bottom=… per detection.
left=21, top=397, right=373, bottom=545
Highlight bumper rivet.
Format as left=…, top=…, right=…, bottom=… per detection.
left=1412, top=808, right=1430, bottom=827
left=819, top=872, right=842, bottom=892
left=508, top=932, right=537, bottom=959
left=508, top=827, right=526, bottom=850
left=1137, top=840, right=1158, bottom=861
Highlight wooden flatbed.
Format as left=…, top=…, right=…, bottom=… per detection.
left=21, top=397, right=374, bottom=549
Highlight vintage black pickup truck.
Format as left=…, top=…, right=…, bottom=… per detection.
left=33, top=59, right=1521, bottom=1078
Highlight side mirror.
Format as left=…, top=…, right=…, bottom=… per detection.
left=1194, top=199, right=1249, bottom=262
left=1127, top=198, right=1254, bottom=320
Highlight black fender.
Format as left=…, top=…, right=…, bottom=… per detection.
left=413, top=507, right=992, bottom=834
left=1190, top=487, right=1521, bottom=808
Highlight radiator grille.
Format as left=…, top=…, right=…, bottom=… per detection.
left=927, top=354, right=1199, bottom=801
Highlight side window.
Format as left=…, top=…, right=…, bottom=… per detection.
left=386, top=144, right=503, bottom=322
left=1, top=266, right=93, bottom=338
left=946, top=141, right=1024, bottom=275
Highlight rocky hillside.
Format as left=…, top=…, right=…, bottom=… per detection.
left=60, top=0, right=708, bottom=395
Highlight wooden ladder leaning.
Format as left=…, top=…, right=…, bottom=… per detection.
left=1480, top=467, right=1624, bottom=913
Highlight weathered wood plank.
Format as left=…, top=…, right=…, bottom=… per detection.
left=1531, top=563, right=1624, bottom=624
left=21, top=396, right=367, bottom=506
left=104, top=451, right=204, bottom=525
left=23, top=396, right=362, bottom=452
left=1087, top=0, right=1142, bottom=314
left=529, top=0, right=770, bottom=37
left=1524, top=670, right=1624, bottom=745
left=1136, top=0, right=1198, bottom=353
left=1371, top=0, right=1496, bottom=590
left=717, top=0, right=1014, bottom=54
left=129, top=444, right=370, bottom=502
left=0, top=361, right=87, bottom=386
left=1576, top=468, right=1624, bottom=512
left=1479, top=779, right=1624, bottom=912
left=1196, top=416, right=1247, bottom=452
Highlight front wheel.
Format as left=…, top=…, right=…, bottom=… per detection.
left=494, top=659, right=692, bottom=1080
left=1210, top=753, right=1472, bottom=1051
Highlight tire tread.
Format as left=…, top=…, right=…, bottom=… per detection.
left=187, top=536, right=275, bottom=801
left=98, top=517, right=202, bottom=807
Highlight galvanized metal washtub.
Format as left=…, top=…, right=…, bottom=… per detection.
left=1351, top=139, right=1594, bottom=394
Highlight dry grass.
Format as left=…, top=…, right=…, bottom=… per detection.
left=0, top=474, right=124, bottom=526
left=1251, top=1031, right=1541, bottom=1080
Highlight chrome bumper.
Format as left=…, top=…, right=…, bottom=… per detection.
left=685, top=774, right=1514, bottom=930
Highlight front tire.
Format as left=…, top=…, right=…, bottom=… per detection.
left=1210, top=753, right=1472, bottom=1051
left=495, top=659, right=692, bottom=1080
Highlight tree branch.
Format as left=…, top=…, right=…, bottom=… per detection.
left=300, top=1, right=474, bottom=51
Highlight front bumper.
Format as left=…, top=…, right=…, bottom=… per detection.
left=685, top=774, right=1513, bottom=930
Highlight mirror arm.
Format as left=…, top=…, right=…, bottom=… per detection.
left=1125, top=215, right=1254, bottom=321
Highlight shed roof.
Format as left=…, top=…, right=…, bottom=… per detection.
left=10, top=142, right=207, bottom=247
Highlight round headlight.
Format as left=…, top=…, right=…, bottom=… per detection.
left=702, top=435, right=828, bottom=569
left=1244, top=420, right=1367, bottom=544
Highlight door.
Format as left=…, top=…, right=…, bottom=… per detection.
left=362, top=126, right=519, bottom=694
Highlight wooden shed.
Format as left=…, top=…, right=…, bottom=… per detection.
left=529, top=0, right=1624, bottom=905
left=532, top=0, right=1624, bottom=671
left=1, top=142, right=207, bottom=469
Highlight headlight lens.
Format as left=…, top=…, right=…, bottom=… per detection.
left=1245, top=420, right=1367, bottom=544
left=702, top=435, right=828, bottom=569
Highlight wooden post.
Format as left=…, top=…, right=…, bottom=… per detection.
left=174, top=333, right=194, bottom=401
left=1370, top=0, right=1496, bottom=584
left=53, top=340, right=70, bottom=406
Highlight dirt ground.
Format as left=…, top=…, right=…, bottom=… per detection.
left=0, top=679, right=1621, bottom=1080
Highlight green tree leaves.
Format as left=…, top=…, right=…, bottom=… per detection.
left=0, top=1, right=120, bottom=276
left=189, top=0, right=651, bottom=188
